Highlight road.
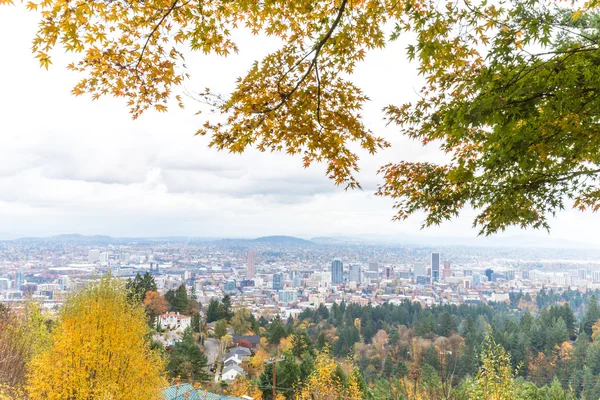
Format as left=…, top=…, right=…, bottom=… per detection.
left=204, top=338, right=220, bottom=366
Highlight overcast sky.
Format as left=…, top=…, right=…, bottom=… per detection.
left=0, top=7, right=598, bottom=242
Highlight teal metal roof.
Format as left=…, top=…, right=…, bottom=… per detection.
left=163, top=384, right=242, bottom=400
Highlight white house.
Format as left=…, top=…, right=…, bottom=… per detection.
left=157, top=311, right=191, bottom=331
left=221, top=365, right=246, bottom=382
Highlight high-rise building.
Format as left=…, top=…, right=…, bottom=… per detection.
left=521, top=270, right=530, bottom=280
left=273, top=273, right=284, bottom=291
left=505, top=270, right=516, bottom=281
left=413, top=263, right=426, bottom=278
left=99, top=252, right=109, bottom=264
left=384, top=266, right=393, bottom=279
left=593, top=271, right=600, bottom=282
left=431, top=253, right=440, bottom=282
left=15, top=270, right=24, bottom=291
left=278, top=290, right=298, bottom=304
left=246, top=251, right=256, bottom=280
left=442, top=261, right=451, bottom=279
left=349, top=264, right=361, bottom=283
left=463, top=269, right=473, bottom=277
left=88, top=249, right=100, bottom=263
left=369, top=261, right=378, bottom=273
left=485, top=268, right=494, bottom=281
left=331, top=259, right=344, bottom=284
left=472, top=272, right=482, bottom=287
left=578, top=269, right=588, bottom=280
left=0, top=278, right=9, bottom=291
left=59, top=275, right=70, bottom=291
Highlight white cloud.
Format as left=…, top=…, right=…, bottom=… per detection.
left=0, top=7, right=598, bottom=242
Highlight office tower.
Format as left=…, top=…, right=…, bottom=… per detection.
left=413, top=263, right=426, bottom=278
left=472, top=272, right=481, bottom=287
left=521, top=270, right=530, bottom=280
left=278, top=290, right=298, bottom=304
left=149, top=261, right=160, bottom=274
left=331, top=259, right=344, bottom=284
left=349, top=264, right=361, bottom=283
left=431, top=253, right=440, bottom=282
left=99, top=252, right=109, bottom=263
left=246, top=251, right=256, bottom=280
left=0, top=278, right=9, bottom=291
left=59, top=275, right=70, bottom=291
left=485, top=268, right=494, bottom=281
left=384, top=266, right=393, bottom=279
left=273, top=273, right=283, bottom=291
left=369, top=261, right=378, bottom=273
left=593, top=271, right=600, bottom=282
left=443, top=261, right=451, bottom=279
left=15, top=270, right=24, bottom=290
left=88, top=249, right=100, bottom=263
left=578, top=269, right=588, bottom=280
left=463, top=269, right=473, bottom=277
left=505, top=270, right=516, bottom=281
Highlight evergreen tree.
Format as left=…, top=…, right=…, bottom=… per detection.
left=221, top=295, right=234, bottom=321
left=171, top=284, right=189, bottom=314
left=206, top=298, right=222, bottom=323
left=125, top=272, right=157, bottom=303
left=167, top=328, right=210, bottom=383
left=266, top=315, right=287, bottom=345
left=583, top=295, right=600, bottom=337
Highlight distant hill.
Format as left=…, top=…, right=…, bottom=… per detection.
left=252, top=235, right=316, bottom=246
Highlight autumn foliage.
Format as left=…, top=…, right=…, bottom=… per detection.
left=26, top=276, right=166, bottom=399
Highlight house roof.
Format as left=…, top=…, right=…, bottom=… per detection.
left=229, top=347, right=252, bottom=355
left=224, top=352, right=242, bottom=362
left=160, top=311, right=191, bottom=320
left=163, top=384, right=241, bottom=400
left=232, top=335, right=260, bottom=344
left=222, top=364, right=246, bottom=376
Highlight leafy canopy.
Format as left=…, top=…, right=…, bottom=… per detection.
left=5, top=0, right=600, bottom=234
left=26, top=275, right=166, bottom=400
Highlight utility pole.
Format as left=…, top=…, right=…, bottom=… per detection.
left=272, top=359, right=277, bottom=400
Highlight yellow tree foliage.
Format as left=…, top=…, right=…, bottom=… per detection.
left=249, top=348, right=269, bottom=376
left=27, top=275, right=166, bottom=400
left=228, top=376, right=262, bottom=400
left=592, top=320, right=600, bottom=341
left=295, top=348, right=361, bottom=400
left=465, top=335, right=517, bottom=400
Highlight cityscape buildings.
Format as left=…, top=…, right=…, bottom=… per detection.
left=331, top=259, right=344, bottom=285
left=431, top=253, right=440, bottom=282
left=246, top=251, right=256, bottom=280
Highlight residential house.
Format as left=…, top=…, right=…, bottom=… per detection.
left=157, top=312, right=191, bottom=331
left=221, top=365, right=246, bottom=382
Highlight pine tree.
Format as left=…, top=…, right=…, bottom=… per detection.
left=206, top=298, right=222, bottom=323
left=167, top=328, right=209, bottom=383
left=583, top=295, right=600, bottom=337
left=221, top=295, right=233, bottom=321
left=171, top=285, right=189, bottom=315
